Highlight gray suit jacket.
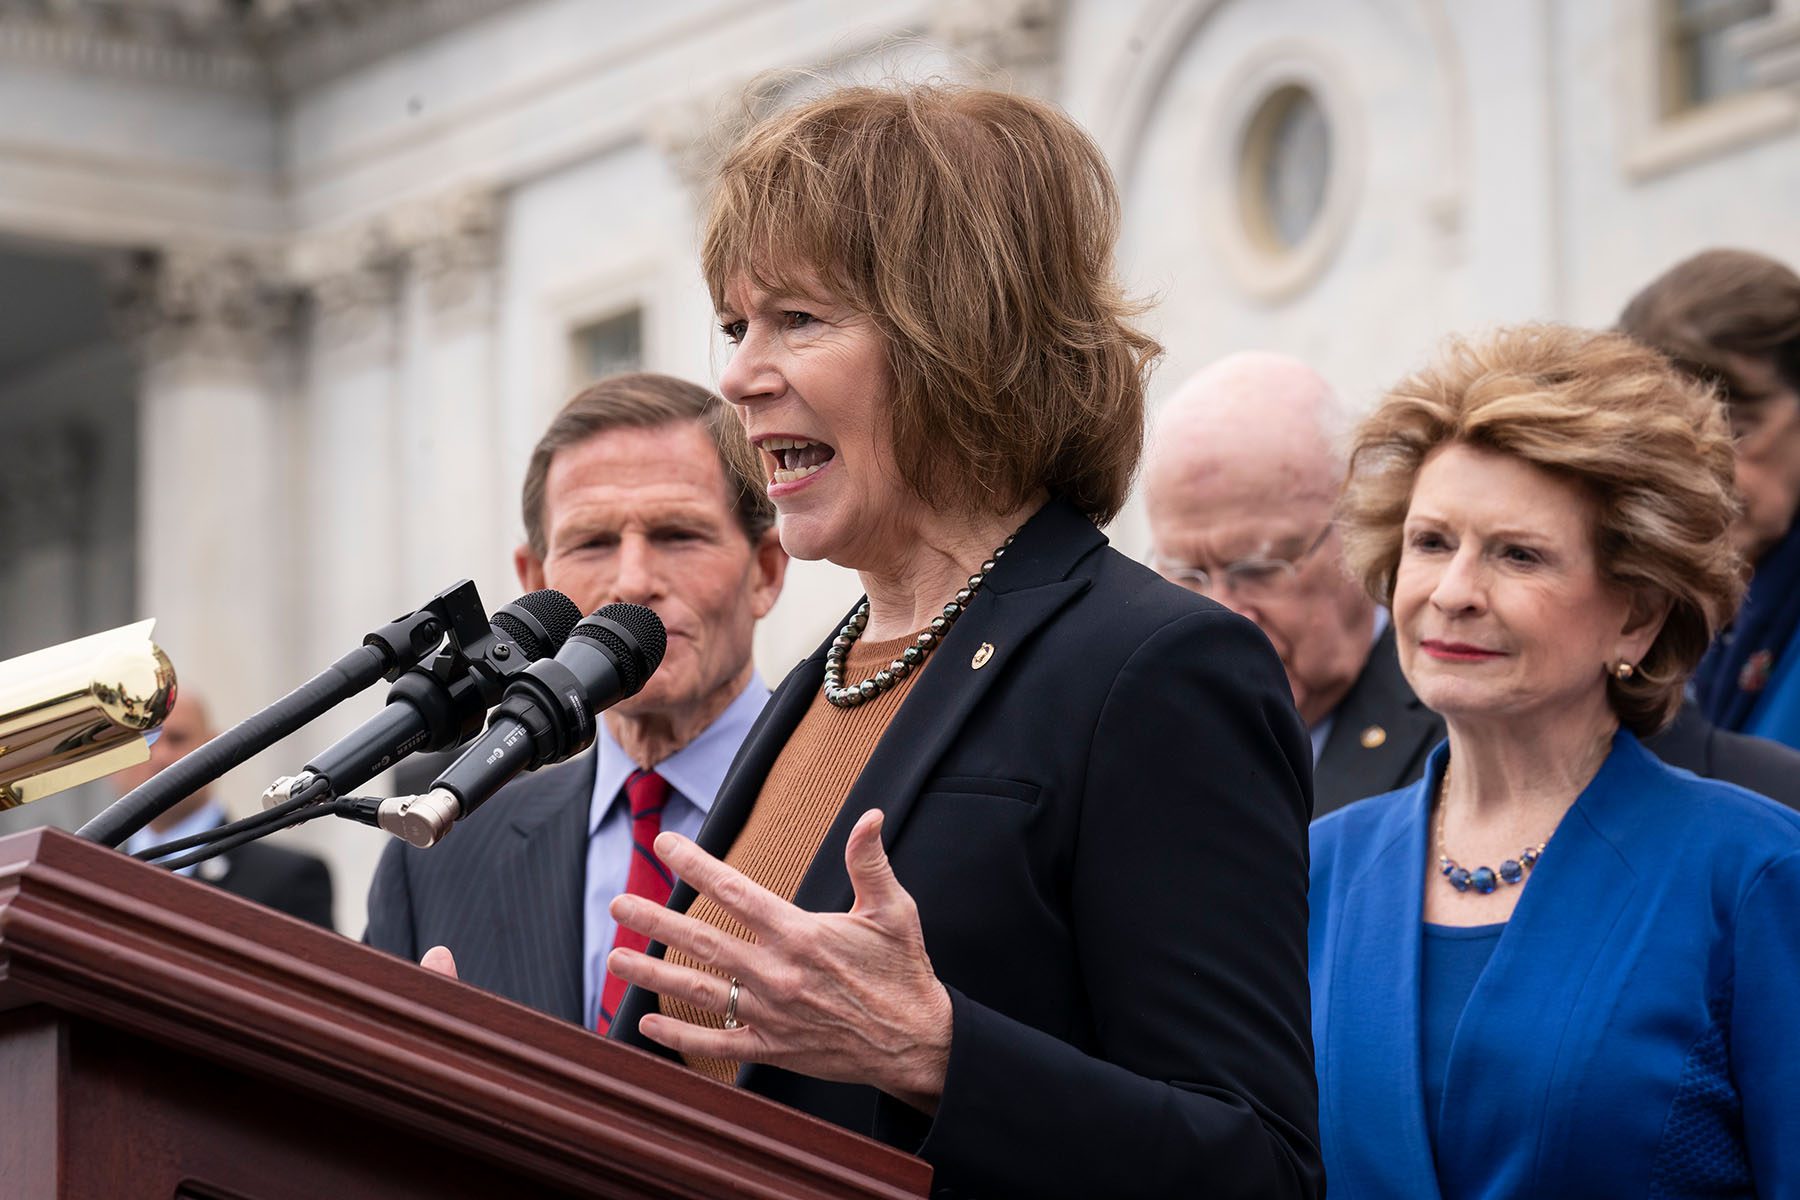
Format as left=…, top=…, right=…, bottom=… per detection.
left=1313, top=626, right=1800, bottom=816
left=363, top=750, right=594, bottom=1024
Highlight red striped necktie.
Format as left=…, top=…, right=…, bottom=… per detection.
left=597, top=768, right=674, bottom=1034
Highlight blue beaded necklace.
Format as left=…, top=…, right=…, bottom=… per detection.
left=1434, top=764, right=1549, bottom=895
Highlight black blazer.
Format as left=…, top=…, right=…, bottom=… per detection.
left=1642, top=700, right=1800, bottom=809
left=205, top=833, right=335, bottom=930
left=1313, top=624, right=1444, bottom=819
left=613, top=499, right=1323, bottom=1200
left=364, top=752, right=594, bottom=1023
left=1313, top=628, right=1800, bottom=816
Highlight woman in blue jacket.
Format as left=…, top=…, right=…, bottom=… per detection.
left=1311, top=324, right=1800, bottom=1198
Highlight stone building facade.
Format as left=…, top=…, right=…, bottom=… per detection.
left=3, top=0, right=1797, bottom=931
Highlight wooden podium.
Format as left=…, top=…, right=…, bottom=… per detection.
left=0, top=828, right=931, bottom=1199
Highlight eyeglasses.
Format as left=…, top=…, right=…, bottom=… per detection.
left=1152, top=523, right=1334, bottom=600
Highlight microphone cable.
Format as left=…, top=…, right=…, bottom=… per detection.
left=148, top=798, right=340, bottom=875
left=131, top=773, right=333, bottom=865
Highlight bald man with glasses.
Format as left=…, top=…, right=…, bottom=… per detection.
left=1145, top=353, right=1438, bottom=817
left=1145, top=351, right=1800, bottom=817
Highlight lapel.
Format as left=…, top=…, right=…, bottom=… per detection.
left=1323, top=757, right=1443, bottom=1198
left=735, top=501, right=1097, bottom=1091
left=785, top=501, right=1098, bottom=918
left=683, top=497, right=1101, bottom=919
left=786, top=577, right=1090, bottom=919
left=617, top=500, right=1103, bottom=1062
left=1431, top=734, right=1646, bottom=1189
left=490, top=749, right=593, bottom=1024
left=1317, top=624, right=1444, bottom=816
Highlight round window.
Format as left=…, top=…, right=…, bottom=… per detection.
left=1238, top=84, right=1333, bottom=254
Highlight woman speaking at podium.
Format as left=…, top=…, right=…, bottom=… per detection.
left=604, top=85, right=1322, bottom=1199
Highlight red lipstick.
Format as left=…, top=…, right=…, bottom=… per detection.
left=1419, top=639, right=1506, bottom=662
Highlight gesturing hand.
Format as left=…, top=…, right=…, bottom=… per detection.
left=606, top=809, right=953, bottom=1113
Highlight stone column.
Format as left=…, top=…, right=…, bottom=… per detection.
left=389, top=187, right=511, bottom=611
left=288, top=223, right=408, bottom=675
left=110, top=243, right=300, bottom=809
left=276, top=222, right=414, bottom=925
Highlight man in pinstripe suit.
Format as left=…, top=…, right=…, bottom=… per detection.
left=365, top=374, right=785, bottom=1030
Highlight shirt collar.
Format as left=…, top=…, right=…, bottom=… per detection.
left=587, top=671, right=769, bottom=834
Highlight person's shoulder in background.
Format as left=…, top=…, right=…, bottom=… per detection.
left=1643, top=698, right=1800, bottom=812
left=215, top=838, right=334, bottom=929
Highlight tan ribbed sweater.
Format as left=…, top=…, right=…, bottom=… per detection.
left=661, top=629, right=928, bottom=1083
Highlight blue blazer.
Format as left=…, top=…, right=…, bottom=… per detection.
left=1310, top=732, right=1800, bottom=1199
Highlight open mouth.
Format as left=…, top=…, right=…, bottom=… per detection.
left=762, top=437, right=837, bottom=485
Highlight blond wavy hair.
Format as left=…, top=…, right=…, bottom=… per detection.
left=1338, top=324, right=1744, bottom=733
left=700, top=83, right=1161, bottom=524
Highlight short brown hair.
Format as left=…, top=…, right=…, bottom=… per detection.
left=1620, top=248, right=1800, bottom=399
left=1337, top=324, right=1744, bottom=734
left=701, top=84, right=1160, bottom=524
left=521, top=372, right=773, bottom=557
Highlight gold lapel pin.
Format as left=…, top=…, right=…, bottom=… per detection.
left=1359, top=725, right=1387, bottom=749
left=971, top=642, right=995, bottom=670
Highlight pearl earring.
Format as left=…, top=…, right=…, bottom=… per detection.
left=1613, top=661, right=1636, bottom=680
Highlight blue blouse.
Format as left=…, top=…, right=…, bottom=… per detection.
left=1419, top=923, right=1503, bottom=1160
left=1310, top=731, right=1800, bottom=1199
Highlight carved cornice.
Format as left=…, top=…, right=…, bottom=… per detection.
left=390, top=186, right=501, bottom=314
left=287, top=185, right=503, bottom=333
left=288, top=221, right=403, bottom=333
left=107, top=244, right=299, bottom=366
left=99, top=183, right=506, bottom=366
left=0, top=10, right=262, bottom=90
left=270, top=0, right=522, bottom=93
left=0, top=0, right=520, bottom=94
left=930, top=0, right=1066, bottom=95
left=645, top=94, right=733, bottom=197
left=646, top=83, right=782, bottom=197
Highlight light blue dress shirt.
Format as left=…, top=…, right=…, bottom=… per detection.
left=121, top=800, right=227, bottom=878
left=581, top=672, right=769, bottom=1029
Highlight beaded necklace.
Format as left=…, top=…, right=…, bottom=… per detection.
left=1434, top=762, right=1550, bottom=895
left=823, top=530, right=1017, bottom=709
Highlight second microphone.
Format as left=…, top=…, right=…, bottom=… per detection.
left=377, top=602, right=667, bottom=848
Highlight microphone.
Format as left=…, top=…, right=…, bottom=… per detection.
left=376, top=602, right=666, bottom=848
left=81, top=579, right=481, bottom=847
left=264, top=589, right=583, bottom=808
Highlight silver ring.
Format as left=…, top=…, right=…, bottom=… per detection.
left=723, top=977, right=740, bottom=1030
